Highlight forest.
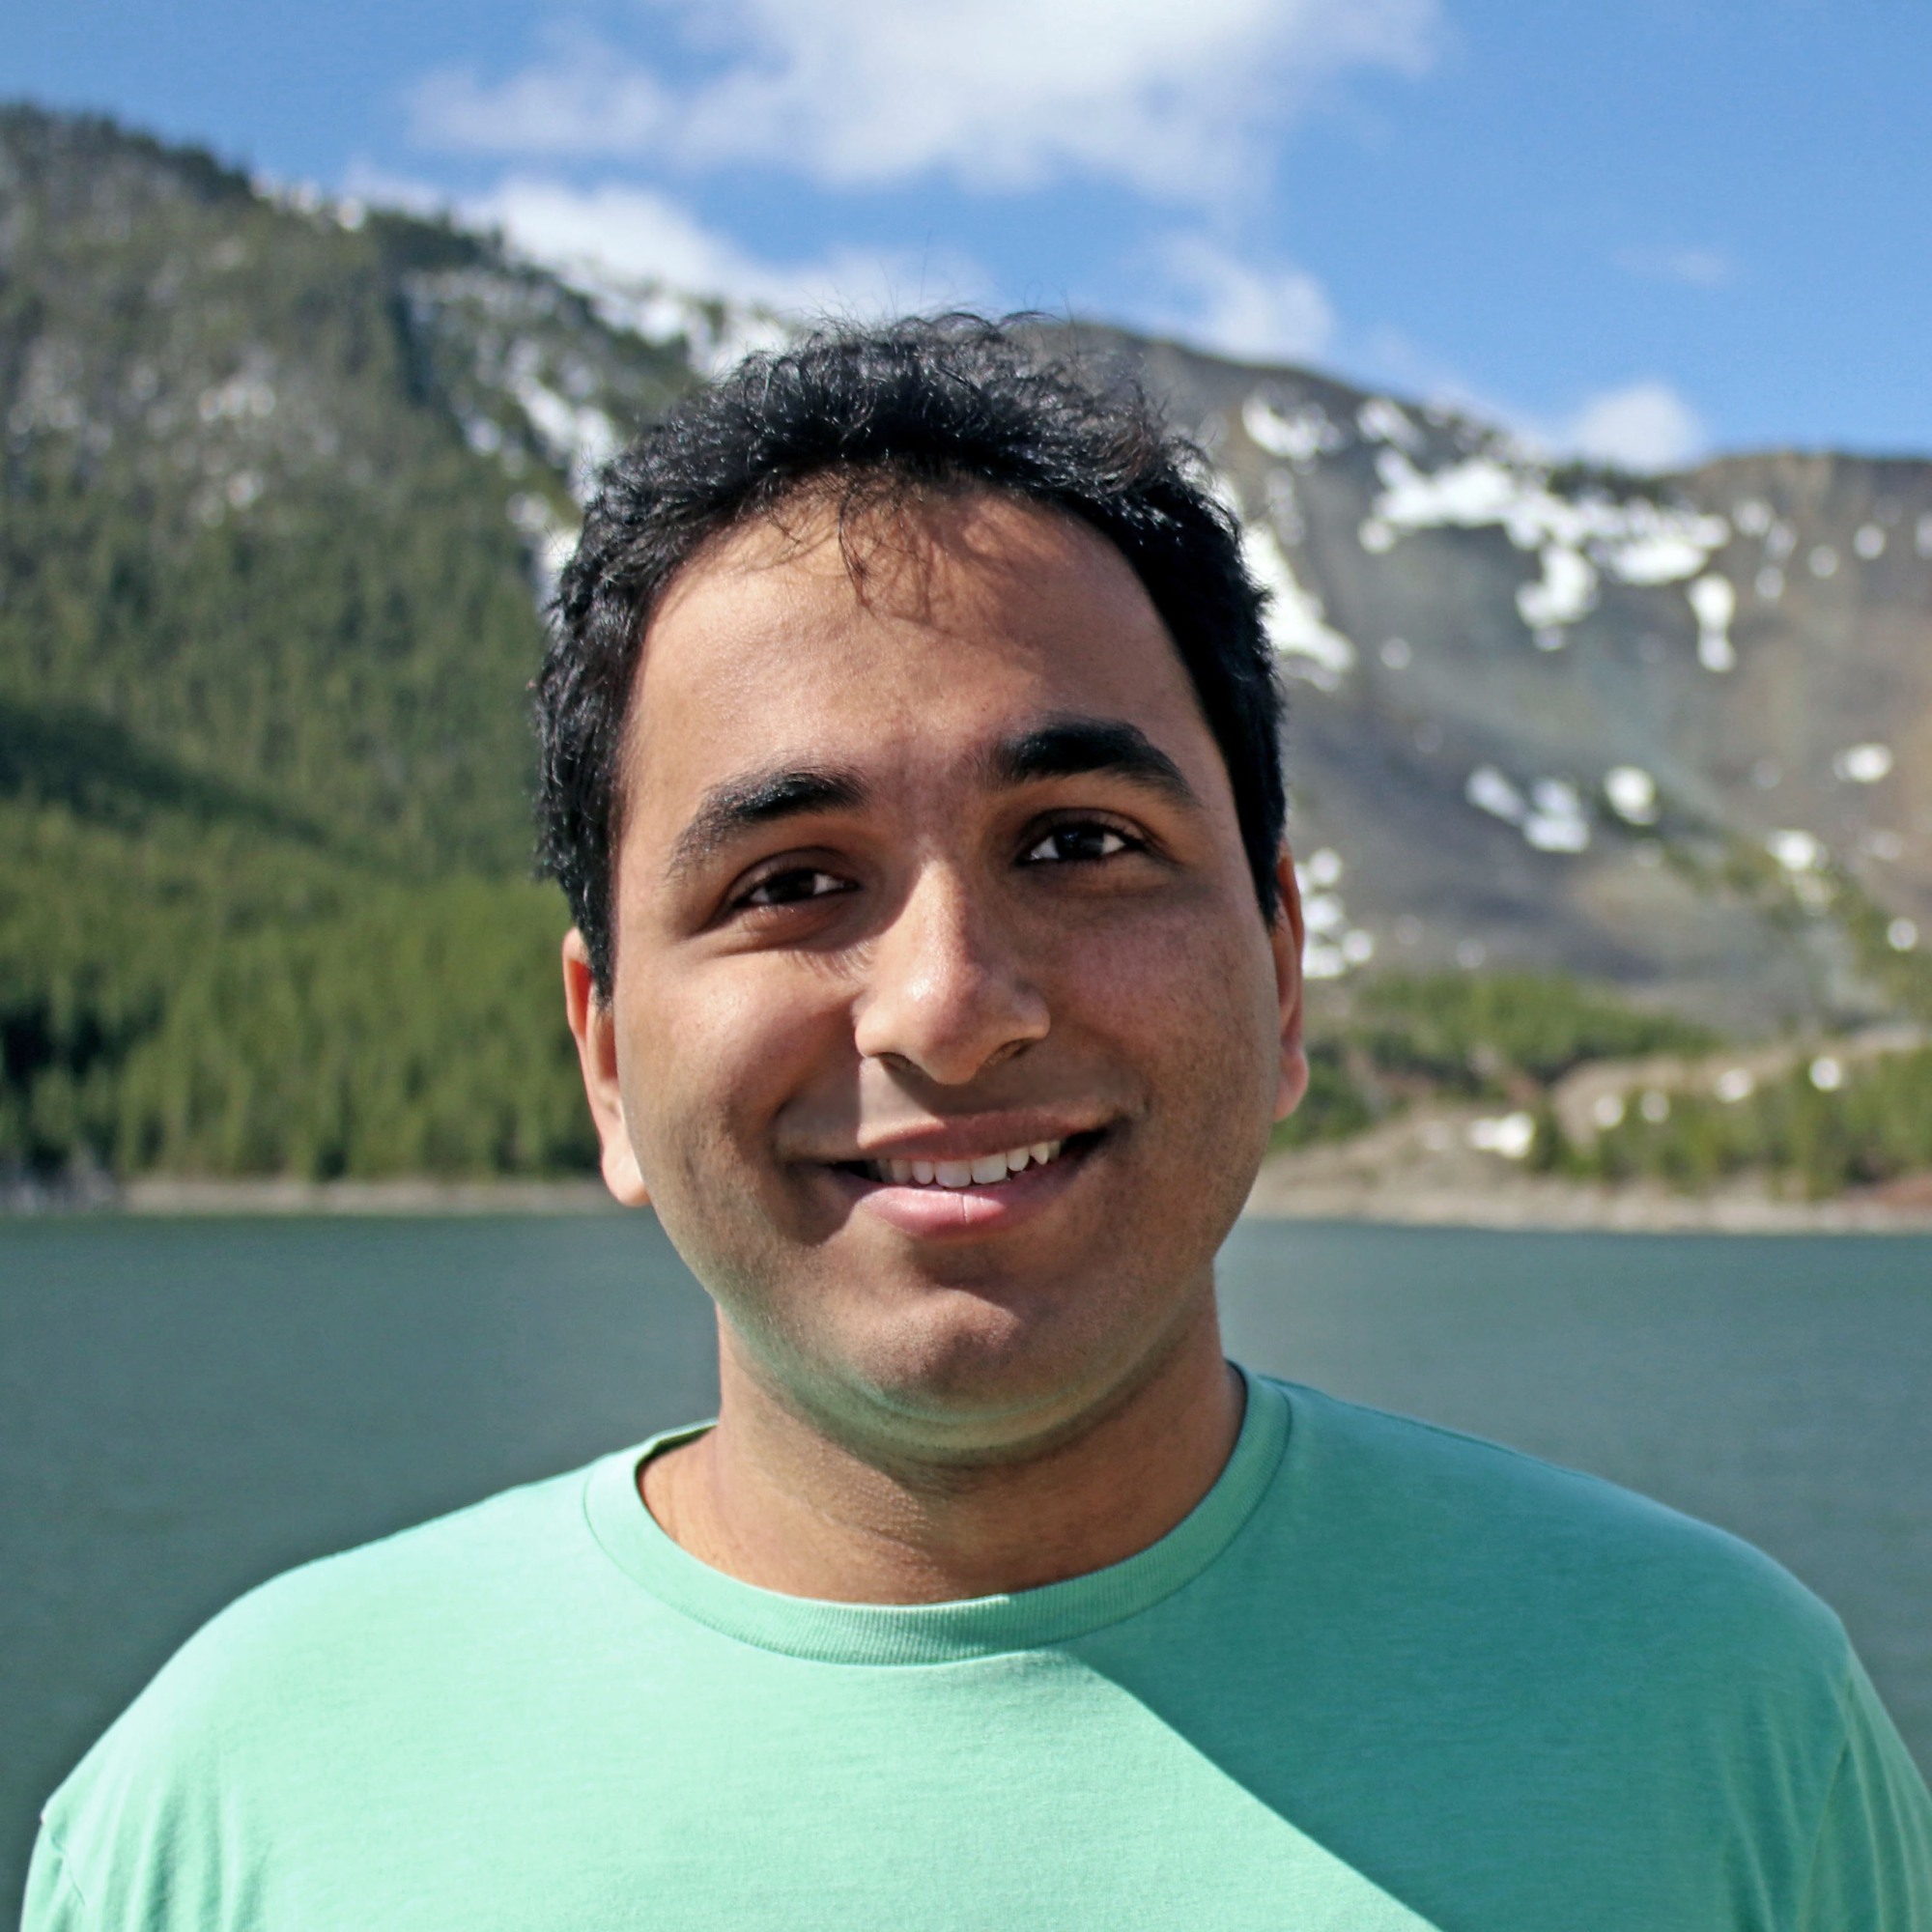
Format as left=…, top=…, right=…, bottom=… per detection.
left=3, top=105, right=1926, bottom=1201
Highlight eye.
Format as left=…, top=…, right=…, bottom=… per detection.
left=738, top=866, right=851, bottom=909
left=1021, top=821, right=1139, bottom=866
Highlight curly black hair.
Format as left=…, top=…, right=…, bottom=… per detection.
left=535, top=314, right=1284, bottom=993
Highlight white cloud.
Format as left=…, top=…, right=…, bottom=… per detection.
left=1613, top=245, right=1738, bottom=289
left=410, top=0, right=1439, bottom=202
left=338, top=159, right=453, bottom=220
left=1147, top=236, right=1335, bottom=363
left=1562, top=380, right=1706, bottom=472
left=469, top=176, right=981, bottom=319
left=412, top=33, right=674, bottom=159
left=1310, top=328, right=1714, bottom=473
left=338, top=161, right=985, bottom=340
left=1355, top=328, right=1712, bottom=471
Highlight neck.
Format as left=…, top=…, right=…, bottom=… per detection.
left=639, top=1302, right=1244, bottom=1604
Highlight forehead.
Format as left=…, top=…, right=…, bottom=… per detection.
left=622, top=491, right=1205, bottom=801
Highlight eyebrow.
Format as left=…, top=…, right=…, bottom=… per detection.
left=665, top=718, right=1199, bottom=881
left=667, top=766, right=867, bottom=879
left=985, top=717, right=1201, bottom=809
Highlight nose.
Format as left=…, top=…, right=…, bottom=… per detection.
left=851, top=865, right=1050, bottom=1085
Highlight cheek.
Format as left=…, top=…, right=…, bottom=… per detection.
left=619, top=961, right=840, bottom=1182
left=1102, top=907, right=1282, bottom=1243
left=1077, top=895, right=1277, bottom=1083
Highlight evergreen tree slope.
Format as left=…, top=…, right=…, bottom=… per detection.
left=1, top=105, right=691, bottom=1179
left=1, top=103, right=691, bottom=870
left=4, top=103, right=1928, bottom=1189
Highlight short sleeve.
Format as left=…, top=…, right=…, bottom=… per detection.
left=1798, top=1655, right=1932, bottom=1930
left=20, top=1826, right=90, bottom=1932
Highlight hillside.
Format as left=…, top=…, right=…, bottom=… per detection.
left=0, top=105, right=692, bottom=1183
left=3, top=105, right=1928, bottom=1194
left=1074, top=325, right=1932, bottom=1032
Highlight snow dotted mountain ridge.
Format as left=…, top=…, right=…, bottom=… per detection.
left=3, top=102, right=1926, bottom=1034
left=1074, top=326, right=1932, bottom=1027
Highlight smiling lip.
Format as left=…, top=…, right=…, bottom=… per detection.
left=813, top=1122, right=1111, bottom=1237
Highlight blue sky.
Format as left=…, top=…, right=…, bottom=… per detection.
left=11, top=0, right=1929, bottom=467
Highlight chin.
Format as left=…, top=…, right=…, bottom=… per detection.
left=811, top=1279, right=1177, bottom=1459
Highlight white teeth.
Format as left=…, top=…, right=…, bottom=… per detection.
left=867, top=1138, right=1074, bottom=1187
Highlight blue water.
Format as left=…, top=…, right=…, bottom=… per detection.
left=4, top=1215, right=1929, bottom=1917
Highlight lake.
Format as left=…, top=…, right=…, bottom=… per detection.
left=4, top=1214, right=1930, bottom=1918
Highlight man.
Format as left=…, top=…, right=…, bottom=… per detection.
left=27, top=317, right=1932, bottom=1928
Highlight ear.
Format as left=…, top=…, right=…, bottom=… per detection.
left=1269, top=847, right=1310, bottom=1122
left=561, top=928, right=651, bottom=1208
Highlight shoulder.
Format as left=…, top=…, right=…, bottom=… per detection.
left=1205, top=1387, right=1932, bottom=1921
left=145, top=1459, right=602, bottom=1706
left=37, top=1457, right=622, bottom=1910
left=1259, top=1375, right=1851, bottom=1695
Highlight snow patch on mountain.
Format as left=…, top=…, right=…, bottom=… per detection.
left=1241, top=522, right=1355, bottom=684
left=1518, top=544, right=1597, bottom=640
left=1466, top=764, right=1592, bottom=852
left=1833, top=743, right=1894, bottom=784
left=1293, top=847, right=1376, bottom=979
left=1689, top=575, right=1737, bottom=671
left=1241, top=392, right=1344, bottom=465
left=510, top=370, right=617, bottom=500
left=1355, top=395, right=1423, bottom=452
left=1367, top=444, right=1735, bottom=648
left=1605, top=766, right=1660, bottom=825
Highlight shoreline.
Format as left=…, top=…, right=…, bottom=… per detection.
left=1238, top=1179, right=1932, bottom=1235
left=1242, top=1106, right=1932, bottom=1234
left=4, top=1169, right=1930, bottom=1234
left=3, top=1175, right=621, bottom=1218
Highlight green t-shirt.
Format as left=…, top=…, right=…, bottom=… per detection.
left=25, top=1374, right=1932, bottom=1930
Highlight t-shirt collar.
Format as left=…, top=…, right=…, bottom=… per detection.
left=582, top=1366, right=1291, bottom=1665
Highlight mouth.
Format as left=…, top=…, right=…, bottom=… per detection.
left=816, top=1124, right=1112, bottom=1236
left=832, top=1128, right=1106, bottom=1192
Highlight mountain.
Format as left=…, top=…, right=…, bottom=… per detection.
left=0, top=105, right=696, bottom=870
left=1067, top=326, right=1932, bottom=1034
left=0, top=105, right=695, bottom=1182
left=2, top=104, right=1926, bottom=1187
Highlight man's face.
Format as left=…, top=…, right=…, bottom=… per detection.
left=567, top=491, right=1305, bottom=1462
